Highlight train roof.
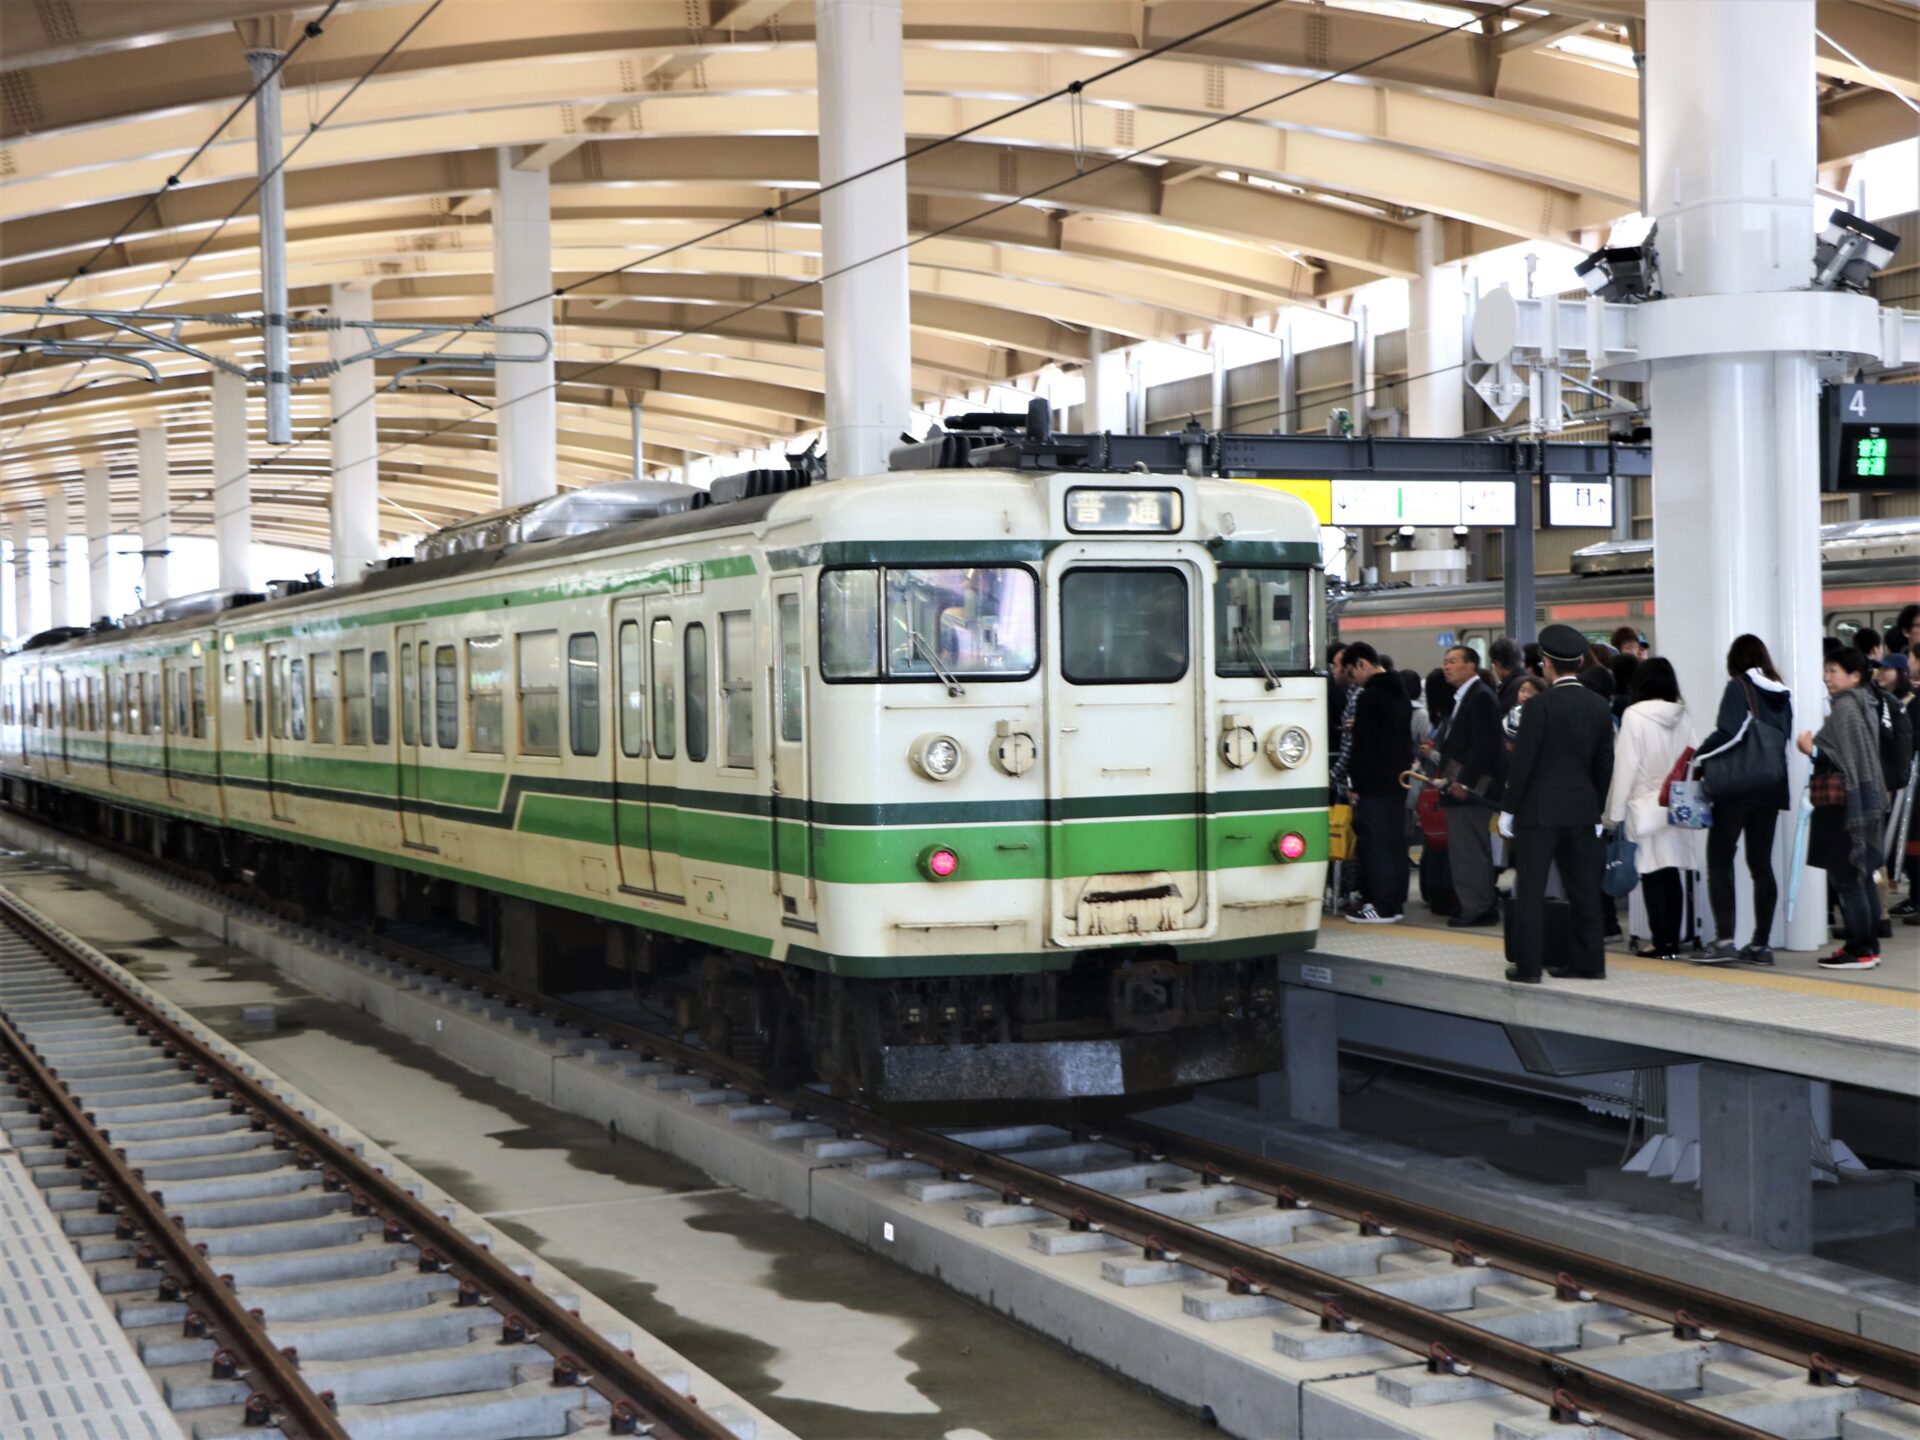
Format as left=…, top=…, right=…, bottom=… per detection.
left=1569, top=516, right=1920, bottom=575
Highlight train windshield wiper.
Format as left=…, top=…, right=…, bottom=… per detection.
left=908, top=628, right=966, bottom=697
left=1235, top=624, right=1280, bottom=691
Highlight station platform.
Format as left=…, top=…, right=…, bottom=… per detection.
left=0, top=1133, right=179, bottom=1440
left=1296, top=918, right=1918, bottom=1096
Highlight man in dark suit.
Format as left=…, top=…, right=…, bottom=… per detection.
left=1500, top=624, right=1615, bottom=982
left=1437, top=645, right=1504, bottom=927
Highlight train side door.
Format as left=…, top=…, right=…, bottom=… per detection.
left=394, top=624, right=432, bottom=848
left=263, top=643, right=294, bottom=822
left=611, top=598, right=686, bottom=899
left=55, top=669, right=72, bottom=775
left=769, top=582, right=815, bottom=927
left=162, top=664, right=185, bottom=799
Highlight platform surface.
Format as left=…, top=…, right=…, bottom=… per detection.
left=1302, top=919, right=1919, bottom=1095
left=0, top=1137, right=181, bottom=1440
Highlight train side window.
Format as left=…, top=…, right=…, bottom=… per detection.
left=719, top=610, right=753, bottom=767
left=777, top=594, right=803, bottom=742
left=517, top=630, right=560, bottom=757
left=150, top=672, right=163, bottom=734
left=467, top=636, right=504, bottom=754
left=250, top=660, right=264, bottom=741
left=650, top=618, right=677, bottom=759
left=424, top=646, right=441, bottom=748
left=190, top=666, right=207, bottom=738
left=400, top=645, right=417, bottom=746
left=289, top=659, right=308, bottom=741
left=369, top=651, right=390, bottom=746
left=240, top=662, right=256, bottom=740
left=684, top=623, right=709, bottom=763
left=434, top=646, right=458, bottom=749
left=336, top=649, right=365, bottom=745
left=129, top=674, right=143, bottom=734
left=619, top=621, right=644, bottom=758
left=310, top=652, right=337, bottom=744
left=568, top=633, right=600, bottom=757
left=269, top=659, right=288, bottom=740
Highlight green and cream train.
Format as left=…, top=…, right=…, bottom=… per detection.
left=0, top=441, right=1329, bottom=1101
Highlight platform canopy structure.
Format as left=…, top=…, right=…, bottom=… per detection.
left=0, top=0, right=1914, bottom=559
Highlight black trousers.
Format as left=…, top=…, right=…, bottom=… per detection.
left=1707, top=802, right=1779, bottom=945
left=1641, top=867, right=1684, bottom=952
left=1355, top=794, right=1409, bottom=917
left=1509, top=823, right=1606, bottom=978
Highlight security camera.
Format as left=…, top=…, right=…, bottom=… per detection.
left=1812, top=210, right=1900, bottom=294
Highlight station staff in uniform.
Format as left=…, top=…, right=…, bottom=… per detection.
left=1500, top=624, right=1616, bottom=983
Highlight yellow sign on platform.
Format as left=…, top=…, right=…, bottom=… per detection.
left=1234, top=477, right=1332, bottom=524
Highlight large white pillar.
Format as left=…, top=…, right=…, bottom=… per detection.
left=1405, top=214, right=1468, bottom=585
left=1209, top=328, right=1228, bottom=431
left=493, top=149, right=557, bottom=506
left=82, top=462, right=111, bottom=625
left=1645, top=0, right=1843, bottom=951
left=40, top=485, right=68, bottom=630
left=817, top=0, right=912, bottom=479
left=629, top=399, right=645, bottom=482
left=3, top=510, right=26, bottom=644
left=210, top=367, right=252, bottom=594
left=328, top=282, right=381, bottom=585
left=135, top=424, right=172, bottom=605
left=1085, top=330, right=1129, bottom=433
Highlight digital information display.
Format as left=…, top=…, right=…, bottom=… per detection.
left=1065, top=487, right=1183, bottom=533
left=1823, top=385, right=1919, bottom=492
left=1546, top=480, right=1614, bottom=528
left=1841, top=425, right=1915, bottom=487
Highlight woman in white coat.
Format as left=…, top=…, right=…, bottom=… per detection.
left=1604, top=658, right=1708, bottom=961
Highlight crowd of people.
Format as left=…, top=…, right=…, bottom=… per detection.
left=1326, top=604, right=1918, bottom=980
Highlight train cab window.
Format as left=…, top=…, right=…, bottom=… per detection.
left=289, top=659, right=308, bottom=741
left=619, top=621, right=644, bottom=758
left=777, top=594, right=803, bottom=742
left=650, top=618, right=677, bottom=759
left=517, top=630, right=560, bottom=757
left=821, top=566, right=1038, bottom=681
left=468, top=636, right=505, bottom=754
left=310, top=653, right=337, bottom=744
left=400, top=645, right=417, bottom=746
left=190, top=666, right=208, bottom=738
left=567, top=633, right=600, bottom=757
left=434, top=646, right=458, bottom=748
left=1061, top=568, right=1189, bottom=684
left=820, top=570, right=880, bottom=678
left=1215, top=568, right=1318, bottom=678
left=370, top=651, right=391, bottom=746
left=720, top=611, right=753, bottom=767
left=340, top=649, right=368, bottom=746
left=684, top=623, right=710, bottom=764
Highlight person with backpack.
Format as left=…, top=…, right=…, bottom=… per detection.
left=1799, top=648, right=1889, bottom=969
left=1694, top=635, right=1793, bottom=962
left=1603, top=659, right=1707, bottom=962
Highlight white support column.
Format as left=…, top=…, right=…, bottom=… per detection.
left=1209, top=328, right=1228, bottom=431
left=1645, top=0, right=1834, bottom=951
left=40, top=485, right=68, bottom=630
left=2, top=510, right=25, bottom=644
left=1085, top=330, right=1129, bottom=433
left=82, top=462, right=111, bottom=625
left=1405, top=214, right=1468, bottom=585
left=817, top=0, right=911, bottom=480
left=135, top=424, right=172, bottom=605
left=328, top=282, right=381, bottom=585
left=210, top=367, right=253, bottom=594
left=494, top=148, right=558, bottom=507
left=629, top=399, right=645, bottom=482
left=245, top=47, right=293, bottom=446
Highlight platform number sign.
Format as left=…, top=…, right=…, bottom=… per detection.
left=1823, top=384, right=1919, bottom=492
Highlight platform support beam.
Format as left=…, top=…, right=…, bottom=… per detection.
left=1699, top=1063, right=1812, bottom=1253
left=1406, top=214, right=1467, bottom=585
left=328, top=282, right=381, bottom=585
left=1258, top=986, right=1340, bottom=1128
left=494, top=148, right=557, bottom=507
left=1644, top=0, right=1826, bottom=949
left=40, top=485, right=68, bottom=631
left=818, top=0, right=911, bottom=481
left=82, top=463, right=111, bottom=625
left=211, top=367, right=252, bottom=594
left=135, top=425, right=171, bottom=606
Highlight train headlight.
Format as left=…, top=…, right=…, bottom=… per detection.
left=910, top=733, right=965, bottom=780
left=918, top=845, right=961, bottom=880
left=1265, top=725, right=1310, bottom=769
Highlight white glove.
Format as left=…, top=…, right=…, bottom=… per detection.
left=1595, top=824, right=1604, bottom=838
left=1497, top=812, right=1515, bottom=839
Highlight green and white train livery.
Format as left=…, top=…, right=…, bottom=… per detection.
left=0, top=454, right=1328, bottom=1101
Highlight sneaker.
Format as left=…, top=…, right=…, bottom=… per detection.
left=1818, top=948, right=1880, bottom=970
left=1448, top=911, right=1499, bottom=929
left=1345, top=904, right=1402, bottom=925
left=1701, top=939, right=1741, bottom=962
left=1740, top=944, right=1775, bottom=966
left=1891, top=897, right=1916, bottom=918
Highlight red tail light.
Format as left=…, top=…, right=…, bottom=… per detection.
left=1274, top=832, right=1307, bottom=862
left=919, top=845, right=960, bottom=880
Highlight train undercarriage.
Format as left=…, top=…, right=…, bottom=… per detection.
left=3, top=779, right=1287, bottom=1104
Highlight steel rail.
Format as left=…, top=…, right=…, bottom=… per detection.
left=0, top=971, right=348, bottom=1436
left=0, top=886, right=737, bottom=1440
left=18, top=816, right=1911, bottom=1436
left=1108, top=1116, right=1920, bottom=1404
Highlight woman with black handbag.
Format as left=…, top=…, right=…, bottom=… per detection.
left=1694, top=635, right=1793, bottom=962
left=1798, top=648, right=1889, bottom=969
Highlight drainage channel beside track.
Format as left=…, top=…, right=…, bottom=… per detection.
left=0, top=882, right=756, bottom=1440
left=6, top=810, right=1920, bottom=1440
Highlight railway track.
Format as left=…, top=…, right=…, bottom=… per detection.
left=0, top=882, right=742, bottom=1440
left=6, top=813, right=1919, bottom=1440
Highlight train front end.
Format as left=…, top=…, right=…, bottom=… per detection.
left=796, top=466, right=1328, bottom=1101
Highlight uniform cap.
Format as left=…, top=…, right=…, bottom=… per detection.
left=1539, top=623, right=1588, bottom=665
